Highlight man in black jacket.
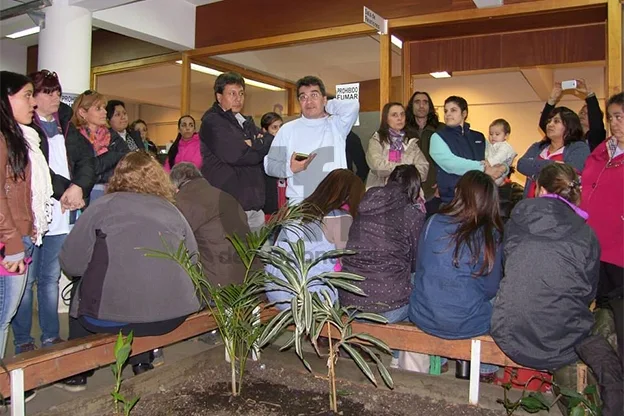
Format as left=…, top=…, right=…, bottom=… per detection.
left=199, top=72, right=272, bottom=231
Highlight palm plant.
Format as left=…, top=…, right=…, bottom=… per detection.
left=144, top=204, right=314, bottom=396
left=256, top=239, right=394, bottom=412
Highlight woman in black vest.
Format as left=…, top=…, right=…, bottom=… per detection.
left=428, top=96, right=506, bottom=208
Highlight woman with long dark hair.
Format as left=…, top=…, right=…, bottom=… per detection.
left=341, top=165, right=426, bottom=322
left=0, top=71, right=53, bottom=360
left=265, top=169, right=365, bottom=309
left=164, top=115, right=201, bottom=172
left=366, top=102, right=428, bottom=189
left=409, top=170, right=503, bottom=378
left=409, top=170, right=503, bottom=339
left=518, top=106, right=590, bottom=198
left=11, top=70, right=94, bottom=356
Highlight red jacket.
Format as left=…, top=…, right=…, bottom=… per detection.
left=581, top=139, right=624, bottom=267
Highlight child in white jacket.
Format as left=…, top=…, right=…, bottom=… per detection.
left=486, top=119, right=517, bottom=186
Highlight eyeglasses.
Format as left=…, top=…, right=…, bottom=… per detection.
left=83, top=89, right=95, bottom=96
left=298, top=92, right=322, bottom=102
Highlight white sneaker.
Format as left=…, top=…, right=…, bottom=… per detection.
left=390, top=357, right=399, bottom=369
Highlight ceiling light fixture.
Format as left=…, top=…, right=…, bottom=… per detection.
left=472, top=0, right=503, bottom=8
left=6, top=26, right=40, bottom=39
left=176, top=60, right=284, bottom=92
left=391, top=35, right=402, bottom=49
left=430, top=71, right=452, bottom=79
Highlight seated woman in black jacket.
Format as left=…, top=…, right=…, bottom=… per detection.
left=67, top=90, right=132, bottom=203
left=491, top=163, right=600, bottom=370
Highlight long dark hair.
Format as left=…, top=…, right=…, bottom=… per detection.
left=377, top=102, right=411, bottom=146
left=388, top=165, right=421, bottom=204
left=439, top=170, right=503, bottom=277
left=405, top=91, right=440, bottom=132
left=300, top=169, right=365, bottom=220
left=167, top=115, right=195, bottom=168
left=0, top=71, right=31, bottom=181
left=542, top=106, right=583, bottom=147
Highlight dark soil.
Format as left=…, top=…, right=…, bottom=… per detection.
left=132, top=360, right=504, bottom=416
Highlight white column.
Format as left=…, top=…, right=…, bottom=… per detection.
left=38, top=0, right=92, bottom=94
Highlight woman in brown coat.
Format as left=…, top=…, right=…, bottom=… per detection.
left=0, top=71, right=53, bottom=359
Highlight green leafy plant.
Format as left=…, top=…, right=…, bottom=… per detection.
left=256, top=238, right=394, bottom=413
left=111, top=331, right=139, bottom=416
left=497, top=374, right=601, bottom=416
left=144, top=204, right=314, bottom=396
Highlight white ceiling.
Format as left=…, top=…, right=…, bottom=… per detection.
left=217, top=35, right=403, bottom=91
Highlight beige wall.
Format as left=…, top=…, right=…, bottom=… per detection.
left=411, top=66, right=605, bottom=183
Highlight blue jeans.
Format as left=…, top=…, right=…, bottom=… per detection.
left=377, top=305, right=409, bottom=359
left=0, top=237, right=34, bottom=358
left=12, top=233, right=66, bottom=352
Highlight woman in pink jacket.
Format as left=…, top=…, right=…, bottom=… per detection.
left=164, top=115, right=202, bottom=172
left=581, top=91, right=623, bottom=366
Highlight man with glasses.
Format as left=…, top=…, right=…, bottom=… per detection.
left=199, top=72, right=272, bottom=231
left=264, top=76, right=359, bottom=203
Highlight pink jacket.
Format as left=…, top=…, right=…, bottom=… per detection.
left=164, top=133, right=203, bottom=172
left=581, top=139, right=624, bottom=267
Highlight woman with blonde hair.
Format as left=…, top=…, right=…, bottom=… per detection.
left=56, top=152, right=200, bottom=391
left=67, top=90, right=133, bottom=203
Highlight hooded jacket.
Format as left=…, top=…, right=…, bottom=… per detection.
left=199, top=102, right=272, bottom=211
left=340, top=183, right=426, bottom=313
left=491, top=197, right=600, bottom=370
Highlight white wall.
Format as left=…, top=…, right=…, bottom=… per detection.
left=0, top=39, right=27, bottom=74
left=411, top=66, right=605, bottom=183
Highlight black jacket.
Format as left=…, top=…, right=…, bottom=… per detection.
left=539, top=95, right=606, bottom=152
left=110, top=129, right=144, bottom=153
left=65, top=124, right=129, bottom=187
left=491, top=197, right=600, bottom=370
left=199, top=102, right=272, bottom=211
left=346, top=131, right=369, bottom=183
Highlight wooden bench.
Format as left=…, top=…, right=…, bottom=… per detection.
left=0, top=307, right=279, bottom=416
left=0, top=305, right=582, bottom=413
left=324, top=320, right=558, bottom=406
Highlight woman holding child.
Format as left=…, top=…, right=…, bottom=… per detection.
left=429, top=96, right=506, bottom=205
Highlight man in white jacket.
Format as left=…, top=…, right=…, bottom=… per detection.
left=264, top=76, right=359, bottom=203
